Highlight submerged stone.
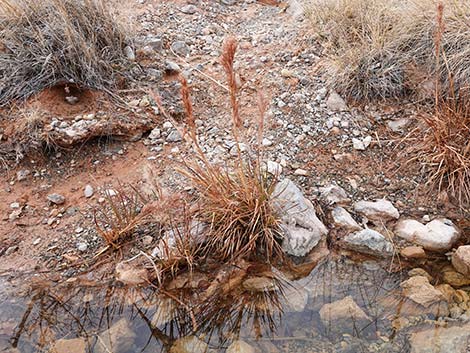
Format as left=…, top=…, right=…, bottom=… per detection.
left=95, top=318, right=136, bottom=353
left=319, top=296, right=371, bottom=333
left=409, top=323, right=470, bottom=353
left=52, top=337, right=86, bottom=353
left=170, top=336, right=209, bottom=353
left=226, top=340, right=256, bottom=353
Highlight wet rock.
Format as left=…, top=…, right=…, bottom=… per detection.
left=319, top=296, right=371, bottom=332
left=395, top=218, right=460, bottom=252
left=443, top=270, right=470, bottom=287
left=84, top=185, right=94, bottom=198
left=272, top=178, right=328, bottom=257
left=52, top=337, right=86, bottom=353
left=400, top=246, right=426, bottom=259
left=318, top=184, right=349, bottom=204
left=95, top=318, right=136, bottom=353
left=326, top=91, right=348, bottom=111
left=343, top=229, right=393, bottom=257
left=452, top=245, right=470, bottom=277
left=354, top=199, right=399, bottom=222
left=283, top=285, right=309, bottom=312
left=331, top=207, right=361, bottom=232
left=115, top=262, right=148, bottom=285
left=401, top=276, right=446, bottom=308
left=409, top=323, right=470, bottom=353
left=226, top=340, right=256, bottom=353
left=47, top=193, right=65, bottom=205
left=242, top=276, right=277, bottom=292
left=170, top=336, right=209, bottom=353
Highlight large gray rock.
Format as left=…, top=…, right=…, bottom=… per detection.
left=343, top=229, right=393, bottom=257
left=272, top=179, right=328, bottom=257
left=395, top=218, right=460, bottom=251
left=452, top=245, right=470, bottom=277
left=95, top=318, right=136, bottom=353
left=354, top=199, right=399, bottom=222
left=409, top=323, right=470, bottom=353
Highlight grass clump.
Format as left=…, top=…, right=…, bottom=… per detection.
left=307, top=0, right=470, bottom=102
left=0, top=0, right=131, bottom=106
left=156, top=38, right=285, bottom=264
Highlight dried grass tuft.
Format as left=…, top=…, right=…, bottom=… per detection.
left=0, top=0, right=132, bottom=106
left=307, top=0, right=470, bottom=102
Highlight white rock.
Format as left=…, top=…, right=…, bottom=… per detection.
left=262, top=138, right=273, bottom=146
left=272, top=179, right=328, bottom=257
left=326, top=91, right=348, bottom=111
left=162, top=121, right=173, bottom=130
left=354, top=199, right=399, bottom=222
left=149, top=127, right=161, bottom=139
left=294, top=168, right=308, bottom=176
left=451, top=245, right=470, bottom=276
left=352, top=138, right=365, bottom=150
left=166, top=130, right=182, bottom=142
left=266, top=160, right=283, bottom=176
left=395, top=218, right=460, bottom=251
left=84, top=185, right=94, bottom=198
left=331, top=207, right=361, bottom=231
left=319, top=184, right=349, bottom=204
left=343, top=229, right=394, bottom=257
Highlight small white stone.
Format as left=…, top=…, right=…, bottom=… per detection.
left=84, top=185, right=94, bottom=198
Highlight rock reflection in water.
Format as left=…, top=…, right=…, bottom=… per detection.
left=0, top=258, right=423, bottom=353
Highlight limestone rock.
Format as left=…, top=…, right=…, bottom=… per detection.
left=47, top=193, right=66, bottom=205
left=95, top=318, right=136, bottom=353
left=409, top=323, right=470, bottom=353
left=318, top=184, right=349, bottom=204
left=272, top=178, right=328, bottom=257
left=395, top=218, right=460, bottom=251
left=354, top=199, right=399, bottom=222
left=452, top=245, right=470, bottom=277
left=343, top=229, right=393, bottom=257
left=319, top=296, right=371, bottom=331
left=331, top=207, right=361, bottom=232
left=400, top=276, right=445, bottom=308
left=115, top=262, right=148, bottom=285
left=400, top=246, right=426, bottom=259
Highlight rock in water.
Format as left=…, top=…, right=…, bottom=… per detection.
left=52, top=338, right=86, bottom=353
left=115, top=262, right=148, bottom=285
left=95, top=318, right=136, bottom=353
left=409, top=323, right=470, bottom=353
left=319, top=296, right=371, bottom=333
left=395, top=218, right=460, bottom=251
left=452, top=245, right=470, bottom=277
left=343, top=229, right=393, bottom=257
left=354, top=199, right=399, bottom=222
left=226, top=340, right=256, bottom=353
left=272, top=178, right=328, bottom=257
left=170, top=336, right=209, bottom=353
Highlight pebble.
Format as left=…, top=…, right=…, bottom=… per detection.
left=77, top=242, right=88, bottom=252
left=16, top=169, right=30, bottom=181
left=294, top=168, right=308, bottom=176
left=166, top=130, right=182, bottom=142
left=84, top=185, right=94, bottom=198
left=179, top=4, right=197, bottom=14
left=171, top=41, right=190, bottom=57
left=47, top=193, right=66, bottom=205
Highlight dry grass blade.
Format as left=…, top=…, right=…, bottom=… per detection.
left=0, top=0, right=132, bottom=105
